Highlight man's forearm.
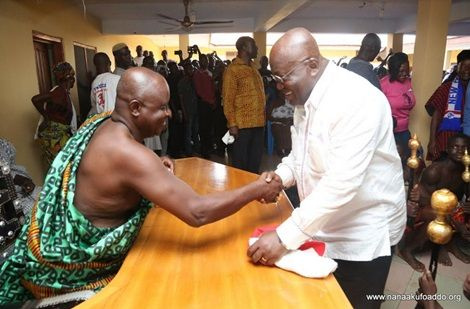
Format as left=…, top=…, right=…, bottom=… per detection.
left=275, top=154, right=296, bottom=188
left=189, top=180, right=274, bottom=227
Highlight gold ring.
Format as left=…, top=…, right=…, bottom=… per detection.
left=260, top=257, right=267, bottom=263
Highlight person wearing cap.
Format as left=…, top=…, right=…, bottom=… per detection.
left=112, top=43, right=132, bottom=76
left=426, top=49, right=470, bottom=161
left=31, top=62, right=77, bottom=165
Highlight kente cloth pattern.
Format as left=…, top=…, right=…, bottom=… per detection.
left=424, top=81, right=464, bottom=161
left=37, top=120, right=72, bottom=165
left=0, top=112, right=152, bottom=303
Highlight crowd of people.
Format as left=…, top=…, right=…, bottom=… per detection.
left=29, top=40, right=296, bottom=174
left=1, top=29, right=470, bottom=308
left=345, top=34, right=470, bottom=306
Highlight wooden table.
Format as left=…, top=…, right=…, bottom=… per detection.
left=78, top=158, right=351, bottom=309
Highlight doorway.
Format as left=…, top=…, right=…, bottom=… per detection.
left=32, top=31, right=64, bottom=94
left=73, top=42, right=96, bottom=122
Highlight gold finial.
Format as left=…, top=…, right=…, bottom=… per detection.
left=462, top=148, right=470, bottom=183
left=427, top=189, right=458, bottom=245
left=407, top=133, right=420, bottom=169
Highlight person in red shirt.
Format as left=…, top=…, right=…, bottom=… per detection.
left=426, top=50, right=470, bottom=161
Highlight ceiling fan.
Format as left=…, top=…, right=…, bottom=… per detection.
left=157, top=0, right=233, bottom=31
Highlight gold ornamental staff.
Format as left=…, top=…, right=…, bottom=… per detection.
left=427, top=189, right=458, bottom=280
left=406, top=134, right=420, bottom=227
left=462, top=148, right=470, bottom=225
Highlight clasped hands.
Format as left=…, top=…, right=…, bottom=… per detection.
left=257, top=171, right=283, bottom=204
left=248, top=172, right=289, bottom=265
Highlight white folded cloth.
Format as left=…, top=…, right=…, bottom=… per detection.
left=222, top=130, right=235, bottom=145
left=249, top=237, right=337, bottom=278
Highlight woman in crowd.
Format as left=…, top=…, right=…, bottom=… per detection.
left=31, top=62, right=77, bottom=165
left=380, top=52, right=416, bottom=157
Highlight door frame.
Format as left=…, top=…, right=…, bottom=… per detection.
left=73, top=42, right=97, bottom=122
left=32, top=31, right=64, bottom=93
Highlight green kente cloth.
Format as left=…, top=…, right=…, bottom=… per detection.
left=37, top=120, right=71, bottom=166
left=0, top=113, right=152, bottom=303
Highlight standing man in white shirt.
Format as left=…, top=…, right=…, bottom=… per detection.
left=134, top=45, right=144, bottom=67
left=89, top=52, right=121, bottom=116
left=247, top=28, right=406, bottom=309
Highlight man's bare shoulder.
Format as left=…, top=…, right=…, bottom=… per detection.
left=421, top=161, right=445, bottom=186
left=84, top=120, right=159, bottom=174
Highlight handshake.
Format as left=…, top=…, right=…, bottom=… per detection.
left=256, top=172, right=283, bottom=204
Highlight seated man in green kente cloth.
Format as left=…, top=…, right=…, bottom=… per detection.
left=0, top=67, right=282, bottom=304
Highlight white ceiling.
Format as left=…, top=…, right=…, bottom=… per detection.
left=74, top=0, right=470, bottom=36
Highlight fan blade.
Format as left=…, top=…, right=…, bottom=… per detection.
left=169, top=25, right=192, bottom=32
left=158, top=20, right=181, bottom=27
left=190, top=24, right=233, bottom=31
left=193, top=20, right=234, bottom=25
left=157, top=13, right=182, bottom=23
left=165, top=25, right=184, bottom=32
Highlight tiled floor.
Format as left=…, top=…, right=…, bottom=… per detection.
left=383, top=251, right=469, bottom=309
left=206, top=151, right=470, bottom=308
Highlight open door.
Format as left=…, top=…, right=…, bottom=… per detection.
left=74, top=42, right=96, bottom=123
left=32, top=31, right=64, bottom=94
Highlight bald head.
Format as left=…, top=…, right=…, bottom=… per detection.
left=236, top=36, right=258, bottom=60
left=269, top=28, right=328, bottom=106
left=117, top=67, right=168, bottom=104
left=236, top=37, right=252, bottom=51
left=113, top=67, right=170, bottom=138
left=358, top=33, right=381, bottom=62
left=270, top=28, right=320, bottom=71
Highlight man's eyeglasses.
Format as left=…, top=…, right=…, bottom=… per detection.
left=160, top=103, right=170, bottom=112
left=272, top=57, right=316, bottom=84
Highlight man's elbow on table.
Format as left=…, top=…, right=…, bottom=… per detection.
left=179, top=197, right=212, bottom=228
